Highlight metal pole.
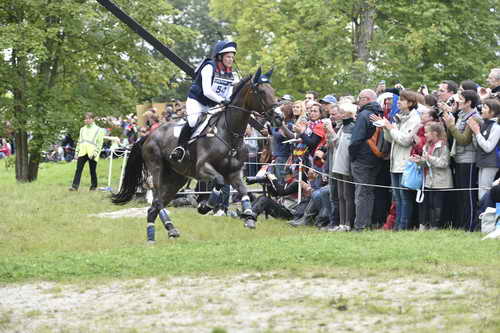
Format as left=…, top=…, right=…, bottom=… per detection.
left=298, top=160, right=303, bottom=203
left=107, top=148, right=114, bottom=190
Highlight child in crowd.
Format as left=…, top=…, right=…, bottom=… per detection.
left=410, top=122, right=453, bottom=230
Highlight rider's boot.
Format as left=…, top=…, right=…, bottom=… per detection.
left=170, top=122, right=192, bottom=162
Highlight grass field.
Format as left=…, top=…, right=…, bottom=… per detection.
left=1, top=158, right=499, bottom=332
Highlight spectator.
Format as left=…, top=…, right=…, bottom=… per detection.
left=411, top=107, right=440, bottom=157
left=61, top=134, right=75, bottom=162
left=244, top=125, right=259, bottom=178
left=280, top=94, right=294, bottom=103
left=410, top=122, right=453, bottom=230
left=69, top=112, right=105, bottom=191
left=305, top=91, right=318, bottom=102
left=148, top=113, right=161, bottom=133
left=442, top=90, right=482, bottom=230
left=371, top=90, right=421, bottom=230
left=270, top=103, right=293, bottom=182
left=0, top=138, right=12, bottom=159
left=437, top=80, right=459, bottom=104
left=467, top=99, right=500, bottom=200
left=460, top=80, right=478, bottom=92
left=327, top=102, right=357, bottom=231
left=250, top=168, right=311, bottom=221
left=375, top=80, right=386, bottom=96
left=423, top=94, right=438, bottom=109
left=321, top=97, right=342, bottom=229
left=484, top=68, right=500, bottom=101
left=291, top=103, right=326, bottom=179
left=292, top=101, right=307, bottom=122
left=348, top=89, right=383, bottom=231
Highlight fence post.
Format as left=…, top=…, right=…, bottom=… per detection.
left=298, top=160, right=303, bottom=203
left=107, top=148, right=114, bottom=190
left=118, top=149, right=129, bottom=192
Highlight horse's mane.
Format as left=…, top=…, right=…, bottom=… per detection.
left=230, top=75, right=251, bottom=101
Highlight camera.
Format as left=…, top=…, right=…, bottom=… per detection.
left=446, top=97, right=455, bottom=107
left=272, top=112, right=284, bottom=127
left=246, top=174, right=270, bottom=185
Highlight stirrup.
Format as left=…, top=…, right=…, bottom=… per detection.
left=170, top=146, right=186, bottom=162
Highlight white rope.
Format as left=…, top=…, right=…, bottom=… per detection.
left=242, top=161, right=490, bottom=193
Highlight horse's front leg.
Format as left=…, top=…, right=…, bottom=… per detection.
left=196, top=161, right=226, bottom=214
left=227, top=169, right=257, bottom=229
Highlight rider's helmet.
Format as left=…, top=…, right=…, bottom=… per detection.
left=212, top=40, right=237, bottom=61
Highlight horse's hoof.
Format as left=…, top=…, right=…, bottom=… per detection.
left=168, top=229, right=180, bottom=238
left=244, top=219, right=256, bottom=229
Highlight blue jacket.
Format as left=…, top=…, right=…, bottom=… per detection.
left=187, top=59, right=218, bottom=107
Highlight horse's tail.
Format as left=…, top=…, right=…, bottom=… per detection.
left=111, top=136, right=147, bottom=205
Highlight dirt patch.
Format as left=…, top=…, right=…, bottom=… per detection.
left=91, top=207, right=149, bottom=219
left=0, top=273, right=493, bottom=332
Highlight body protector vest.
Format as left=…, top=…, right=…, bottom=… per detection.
left=188, top=59, right=236, bottom=107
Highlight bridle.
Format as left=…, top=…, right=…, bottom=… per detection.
left=224, top=80, right=277, bottom=120
left=217, top=78, right=277, bottom=154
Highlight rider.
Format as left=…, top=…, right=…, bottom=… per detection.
left=170, top=40, right=239, bottom=162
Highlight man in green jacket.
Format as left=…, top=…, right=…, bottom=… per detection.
left=69, top=112, right=105, bottom=191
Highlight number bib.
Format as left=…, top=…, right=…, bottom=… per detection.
left=212, top=71, right=235, bottom=100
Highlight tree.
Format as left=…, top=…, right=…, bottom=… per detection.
left=152, top=0, right=231, bottom=102
left=0, top=0, right=193, bottom=181
left=209, top=0, right=499, bottom=97
left=373, top=0, right=500, bottom=88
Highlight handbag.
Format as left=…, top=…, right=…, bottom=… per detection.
left=401, top=161, right=423, bottom=190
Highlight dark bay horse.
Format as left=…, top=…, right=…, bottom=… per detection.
left=112, top=67, right=277, bottom=241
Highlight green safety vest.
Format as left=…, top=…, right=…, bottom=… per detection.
left=76, top=123, right=105, bottom=161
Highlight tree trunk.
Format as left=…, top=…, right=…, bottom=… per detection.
left=353, top=0, right=376, bottom=63
left=28, top=150, right=41, bottom=181
left=14, top=130, right=30, bottom=182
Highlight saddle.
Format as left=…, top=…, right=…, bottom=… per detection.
left=173, top=112, right=221, bottom=144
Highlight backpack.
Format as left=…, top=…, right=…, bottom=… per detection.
left=366, top=126, right=389, bottom=159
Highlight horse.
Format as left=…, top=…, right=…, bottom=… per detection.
left=111, top=67, right=278, bottom=242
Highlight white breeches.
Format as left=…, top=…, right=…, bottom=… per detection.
left=186, top=98, right=210, bottom=127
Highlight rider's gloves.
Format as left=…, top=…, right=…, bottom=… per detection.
left=221, top=98, right=231, bottom=106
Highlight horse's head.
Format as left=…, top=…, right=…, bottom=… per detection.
left=248, top=67, right=279, bottom=124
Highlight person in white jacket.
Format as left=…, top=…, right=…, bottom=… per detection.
left=370, top=90, right=421, bottom=230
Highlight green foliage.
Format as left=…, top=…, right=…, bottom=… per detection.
left=0, top=0, right=195, bottom=178
left=374, top=0, right=500, bottom=89
left=210, top=0, right=500, bottom=97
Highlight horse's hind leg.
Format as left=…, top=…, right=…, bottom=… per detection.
left=145, top=166, right=162, bottom=243
left=157, top=167, right=188, bottom=239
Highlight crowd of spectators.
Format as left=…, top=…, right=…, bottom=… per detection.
left=240, top=67, right=500, bottom=232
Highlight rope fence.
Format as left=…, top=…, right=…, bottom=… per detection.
left=103, top=145, right=492, bottom=196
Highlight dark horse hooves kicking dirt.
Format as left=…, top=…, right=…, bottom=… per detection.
left=111, top=67, right=278, bottom=242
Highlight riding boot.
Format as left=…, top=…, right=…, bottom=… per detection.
left=170, top=122, right=192, bottom=162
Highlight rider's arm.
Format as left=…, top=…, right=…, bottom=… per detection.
left=201, top=64, right=224, bottom=104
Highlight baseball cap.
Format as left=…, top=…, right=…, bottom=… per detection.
left=319, top=95, right=337, bottom=104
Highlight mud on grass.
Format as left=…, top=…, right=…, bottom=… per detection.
left=0, top=271, right=499, bottom=333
